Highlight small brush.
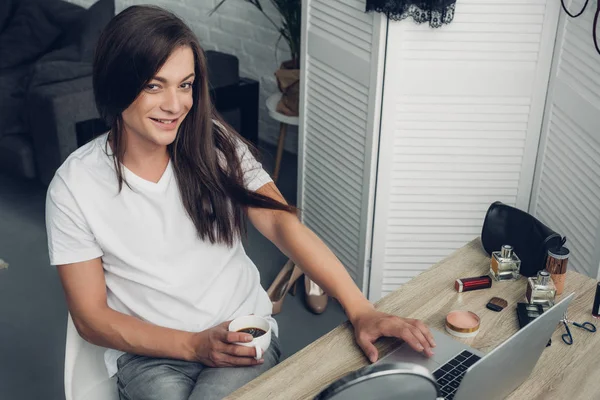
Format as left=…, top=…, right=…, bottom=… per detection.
left=486, top=297, right=508, bottom=312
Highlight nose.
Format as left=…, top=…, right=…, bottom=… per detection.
left=160, top=88, right=182, bottom=114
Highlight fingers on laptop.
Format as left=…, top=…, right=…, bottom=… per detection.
left=409, top=319, right=437, bottom=348
left=386, top=319, right=434, bottom=357
left=410, top=328, right=435, bottom=357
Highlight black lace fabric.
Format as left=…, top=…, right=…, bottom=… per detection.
left=366, top=0, right=457, bottom=28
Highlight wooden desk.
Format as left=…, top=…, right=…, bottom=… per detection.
left=228, top=239, right=600, bottom=400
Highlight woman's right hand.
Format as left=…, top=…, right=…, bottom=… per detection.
left=189, top=321, right=263, bottom=367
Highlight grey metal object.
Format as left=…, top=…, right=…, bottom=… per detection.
left=314, top=362, right=439, bottom=400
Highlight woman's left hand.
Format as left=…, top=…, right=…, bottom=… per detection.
left=351, top=309, right=436, bottom=363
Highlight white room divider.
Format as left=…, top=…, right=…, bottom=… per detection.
left=298, top=0, right=386, bottom=291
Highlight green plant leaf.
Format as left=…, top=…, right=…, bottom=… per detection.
left=209, top=0, right=301, bottom=64
left=209, top=0, right=228, bottom=16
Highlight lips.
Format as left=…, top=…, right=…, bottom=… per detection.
left=151, top=118, right=176, bottom=123
left=150, top=117, right=179, bottom=130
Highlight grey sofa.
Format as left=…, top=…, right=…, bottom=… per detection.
left=0, top=0, right=113, bottom=180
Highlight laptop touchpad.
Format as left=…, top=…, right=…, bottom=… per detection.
left=378, top=342, right=442, bottom=371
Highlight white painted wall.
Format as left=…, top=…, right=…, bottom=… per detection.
left=67, top=0, right=298, bottom=154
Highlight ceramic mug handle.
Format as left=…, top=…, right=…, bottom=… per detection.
left=253, top=344, right=262, bottom=360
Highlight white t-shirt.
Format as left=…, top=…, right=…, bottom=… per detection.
left=45, top=131, right=277, bottom=377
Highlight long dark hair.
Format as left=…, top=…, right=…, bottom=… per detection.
left=93, top=5, right=296, bottom=246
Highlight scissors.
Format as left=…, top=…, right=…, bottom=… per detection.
left=561, top=311, right=596, bottom=345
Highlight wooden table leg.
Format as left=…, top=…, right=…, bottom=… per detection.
left=273, top=122, right=287, bottom=182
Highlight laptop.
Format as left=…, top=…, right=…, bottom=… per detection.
left=375, top=293, right=574, bottom=400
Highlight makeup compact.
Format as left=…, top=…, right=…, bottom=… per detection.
left=486, top=297, right=508, bottom=312
left=517, top=303, right=543, bottom=327
left=516, top=303, right=551, bottom=346
left=445, top=310, right=481, bottom=338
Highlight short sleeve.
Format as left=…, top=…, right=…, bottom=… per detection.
left=214, top=120, right=273, bottom=192
left=235, top=138, right=273, bottom=192
left=45, top=175, right=103, bottom=266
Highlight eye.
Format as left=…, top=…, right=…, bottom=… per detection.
left=145, top=83, right=160, bottom=91
left=181, top=82, right=193, bottom=89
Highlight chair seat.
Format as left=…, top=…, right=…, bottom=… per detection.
left=80, top=377, right=119, bottom=400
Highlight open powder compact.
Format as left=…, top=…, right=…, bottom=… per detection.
left=445, top=310, right=480, bottom=338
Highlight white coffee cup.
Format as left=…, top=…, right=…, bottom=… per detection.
left=228, top=315, right=272, bottom=360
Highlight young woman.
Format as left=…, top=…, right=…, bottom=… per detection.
left=45, top=6, right=435, bottom=400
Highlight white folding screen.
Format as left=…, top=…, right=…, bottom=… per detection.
left=369, top=0, right=562, bottom=300
left=530, top=0, right=600, bottom=279
left=298, top=0, right=386, bottom=290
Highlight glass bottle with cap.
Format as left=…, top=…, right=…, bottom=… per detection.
left=490, top=244, right=521, bottom=281
left=526, top=270, right=557, bottom=309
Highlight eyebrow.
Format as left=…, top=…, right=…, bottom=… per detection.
left=152, top=73, right=195, bottom=84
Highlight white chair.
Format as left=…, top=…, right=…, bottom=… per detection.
left=65, top=313, right=119, bottom=400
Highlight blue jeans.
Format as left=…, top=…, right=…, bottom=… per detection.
left=116, top=336, right=281, bottom=400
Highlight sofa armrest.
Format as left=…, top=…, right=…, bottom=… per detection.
left=27, top=76, right=99, bottom=186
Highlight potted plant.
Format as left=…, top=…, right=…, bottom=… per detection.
left=210, top=0, right=301, bottom=116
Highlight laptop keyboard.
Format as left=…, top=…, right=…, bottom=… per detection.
left=433, top=350, right=481, bottom=400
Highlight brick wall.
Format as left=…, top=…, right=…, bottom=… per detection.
left=67, top=0, right=299, bottom=154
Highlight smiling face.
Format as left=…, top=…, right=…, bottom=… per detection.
left=121, top=45, right=195, bottom=150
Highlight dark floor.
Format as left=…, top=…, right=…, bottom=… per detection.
left=0, top=143, right=347, bottom=400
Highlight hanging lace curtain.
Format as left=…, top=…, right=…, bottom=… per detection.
left=366, top=0, right=457, bottom=28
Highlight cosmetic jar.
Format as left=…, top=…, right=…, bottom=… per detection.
left=445, top=310, right=480, bottom=338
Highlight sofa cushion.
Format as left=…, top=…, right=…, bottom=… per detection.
left=0, top=0, right=61, bottom=69
left=30, top=60, right=93, bottom=88
left=48, top=0, right=114, bottom=63
left=40, top=0, right=86, bottom=33
left=35, top=1, right=85, bottom=63
left=30, top=0, right=114, bottom=87
left=79, top=0, right=115, bottom=62
left=0, top=0, right=14, bottom=34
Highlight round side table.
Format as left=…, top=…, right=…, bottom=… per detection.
left=266, top=92, right=299, bottom=182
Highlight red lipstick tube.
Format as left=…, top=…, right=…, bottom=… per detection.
left=455, top=275, right=492, bottom=293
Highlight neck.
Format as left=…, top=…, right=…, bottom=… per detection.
left=111, top=130, right=170, bottom=183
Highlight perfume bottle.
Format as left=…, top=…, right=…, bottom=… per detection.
left=526, top=270, right=556, bottom=308
left=490, top=245, right=521, bottom=281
